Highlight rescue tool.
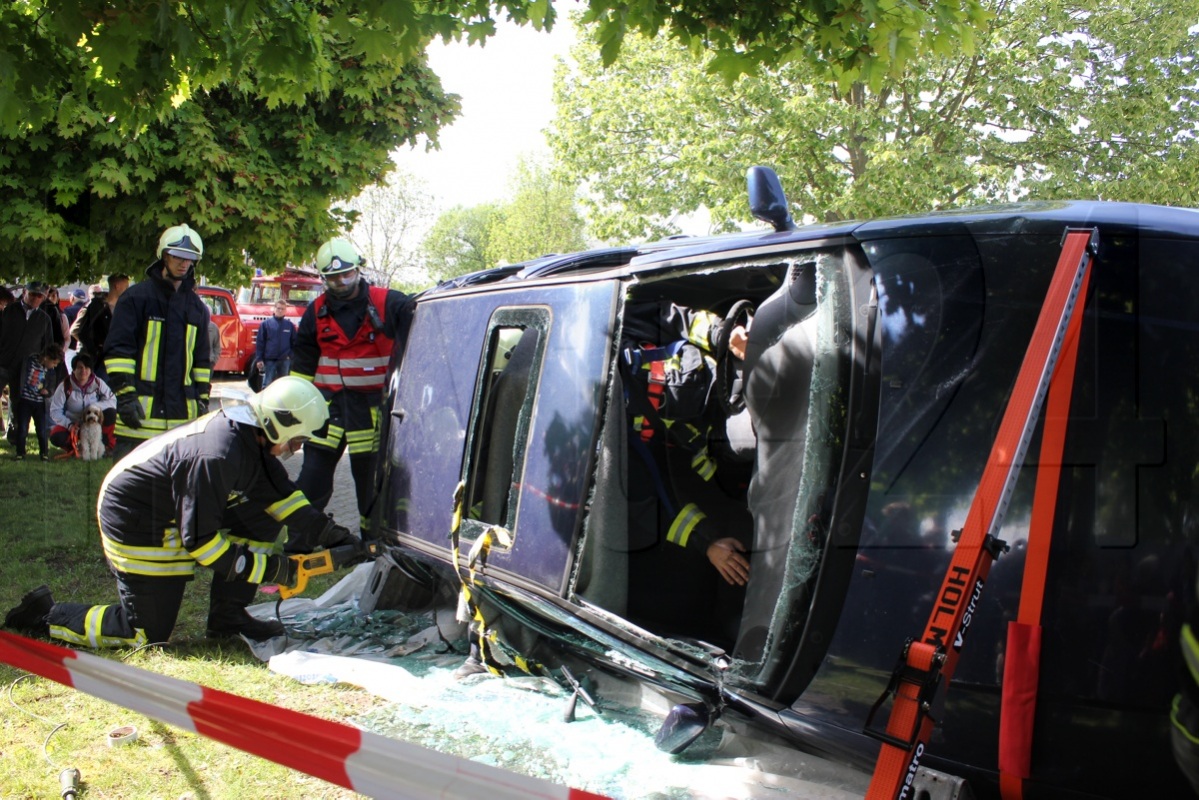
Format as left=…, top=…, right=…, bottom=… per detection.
left=279, top=542, right=382, bottom=600
left=864, top=228, right=1098, bottom=799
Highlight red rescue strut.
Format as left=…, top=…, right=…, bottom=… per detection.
left=863, top=227, right=1098, bottom=799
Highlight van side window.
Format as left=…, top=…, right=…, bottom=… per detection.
left=462, top=308, right=549, bottom=541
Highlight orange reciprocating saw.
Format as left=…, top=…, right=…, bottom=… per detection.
left=278, top=541, right=382, bottom=600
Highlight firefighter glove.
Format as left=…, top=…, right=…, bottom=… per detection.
left=197, top=397, right=209, bottom=415
left=317, top=516, right=357, bottom=550
left=117, top=394, right=144, bottom=429
left=264, top=554, right=299, bottom=589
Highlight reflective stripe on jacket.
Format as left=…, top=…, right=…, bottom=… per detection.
left=309, top=285, right=393, bottom=392
left=104, top=260, right=212, bottom=439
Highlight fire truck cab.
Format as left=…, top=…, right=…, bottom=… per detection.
left=236, top=267, right=323, bottom=337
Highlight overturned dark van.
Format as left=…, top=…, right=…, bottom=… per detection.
left=369, top=169, right=1199, bottom=799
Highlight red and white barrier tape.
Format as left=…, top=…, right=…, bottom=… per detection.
left=0, top=631, right=608, bottom=800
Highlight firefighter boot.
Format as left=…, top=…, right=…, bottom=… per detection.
left=4, top=585, right=53, bottom=636
left=206, top=576, right=284, bottom=641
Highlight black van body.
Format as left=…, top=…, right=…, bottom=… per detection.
left=372, top=194, right=1199, bottom=798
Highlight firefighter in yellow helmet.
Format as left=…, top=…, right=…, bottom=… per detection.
left=104, top=224, right=212, bottom=458
left=3, top=377, right=366, bottom=645
left=291, top=237, right=411, bottom=537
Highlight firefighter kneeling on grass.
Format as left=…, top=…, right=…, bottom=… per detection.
left=3, top=377, right=368, bottom=646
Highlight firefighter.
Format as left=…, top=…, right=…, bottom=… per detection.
left=620, top=299, right=752, bottom=644
left=3, top=377, right=364, bottom=646
left=291, top=237, right=410, bottom=538
left=105, top=224, right=212, bottom=457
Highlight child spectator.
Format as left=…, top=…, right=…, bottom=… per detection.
left=49, top=352, right=117, bottom=455
left=13, top=342, right=63, bottom=460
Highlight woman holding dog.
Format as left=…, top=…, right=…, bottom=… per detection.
left=48, top=352, right=116, bottom=457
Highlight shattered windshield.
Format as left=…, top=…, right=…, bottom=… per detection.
left=573, top=250, right=854, bottom=693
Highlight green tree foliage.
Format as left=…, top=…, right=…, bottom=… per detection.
left=0, top=0, right=985, bottom=137
left=422, top=159, right=587, bottom=280
left=421, top=203, right=503, bottom=282
left=487, top=158, right=588, bottom=263
left=0, top=50, right=456, bottom=283
left=551, top=0, right=1199, bottom=241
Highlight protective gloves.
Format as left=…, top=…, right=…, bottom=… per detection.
left=196, top=397, right=209, bottom=415
left=116, top=394, right=144, bottom=429
left=263, top=554, right=299, bottom=588
left=317, top=516, right=358, bottom=549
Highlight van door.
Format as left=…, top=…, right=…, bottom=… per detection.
left=381, top=281, right=620, bottom=597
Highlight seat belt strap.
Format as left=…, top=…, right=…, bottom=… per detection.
left=863, top=228, right=1098, bottom=800
left=997, top=262, right=1093, bottom=798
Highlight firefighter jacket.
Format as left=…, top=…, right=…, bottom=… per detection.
left=97, top=411, right=329, bottom=580
left=292, top=281, right=409, bottom=451
left=105, top=260, right=212, bottom=441
left=620, top=299, right=744, bottom=557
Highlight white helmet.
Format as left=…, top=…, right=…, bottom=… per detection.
left=157, top=224, right=204, bottom=261
left=249, top=376, right=328, bottom=443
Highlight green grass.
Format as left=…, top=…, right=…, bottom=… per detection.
left=0, top=436, right=370, bottom=799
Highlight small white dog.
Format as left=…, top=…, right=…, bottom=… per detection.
left=77, top=405, right=106, bottom=462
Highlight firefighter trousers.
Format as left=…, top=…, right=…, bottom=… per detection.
left=48, top=573, right=188, bottom=648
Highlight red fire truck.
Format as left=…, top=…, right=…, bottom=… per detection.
left=232, top=267, right=323, bottom=388
left=236, top=267, right=323, bottom=332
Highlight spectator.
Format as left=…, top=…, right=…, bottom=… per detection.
left=255, top=299, right=296, bottom=388
left=48, top=352, right=117, bottom=455
left=41, top=287, right=70, bottom=348
left=292, top=238, right=410, bottom=538
left=41, top=286, right=70, bottom=382
left=0, top=281, right=53, bottom=443
left=105, top=225, right=211, bottom=457
left=12, top=342, right=63, bottom=460
left=70, top=274, right=129, bottom=381
left=0, top=287, right=11, bottom=428
left=63, top=288, right=88, bottom=326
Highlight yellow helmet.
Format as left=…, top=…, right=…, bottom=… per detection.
left=250, top=376, right=328, bottom=443
left=316, top=237, right=363, bottom=276
left=157, top=224, right=204, bottom=261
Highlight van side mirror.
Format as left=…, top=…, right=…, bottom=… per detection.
left=654, top=701, right=712, bottom=754
left=747, top=166, right=797, bottom=232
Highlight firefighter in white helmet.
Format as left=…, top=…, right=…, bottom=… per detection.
left=290, top=237, right=411, bottom=538
left=4, top=377, right=366, bottom=645
left=104, top=223, right=212, bottom=458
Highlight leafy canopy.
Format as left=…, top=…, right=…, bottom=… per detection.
left=0, top=0, right=986, bottom=137
left=0, top=58, right=457, bottom=282
left=551, top=0, right=1199, bottom=240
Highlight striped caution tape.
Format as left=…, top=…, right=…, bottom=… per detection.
left=0, top=631, right=608, bottom=800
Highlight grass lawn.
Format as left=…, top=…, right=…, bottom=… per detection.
left=0, top=434, right=372, bottom=799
